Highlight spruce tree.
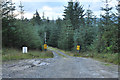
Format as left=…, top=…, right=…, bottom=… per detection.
left=19, top=1, right=24, bottom=20
left=97, top=0, right=118, bottom=53
left=33, top=10, right=41, bottom=25
left=63, top=1, right=74, bottom=28
left=85, top=5, right=94, bottom=27
left=73, top=1, right=85, bottom=29
left=2, top=0, right=16, bottom=47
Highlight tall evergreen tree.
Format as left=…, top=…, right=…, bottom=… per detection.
left=95, top=0, right=118, bottom=53
left=100, top=0, right=113, bottom=29
left=73, top=1, right=85, bottom=29
left=85, top=5, right=94, bottom=27
left=117, top=1, right=120, bottom=53
left=63, top=1, right=74, bottom=28
left=33, top=10, right=41, bottom=25
left=19, top=1, right=24, bottom=20
left=2, top=0, right=16, bottom=47
left=2, top=0, right=16, bottom=19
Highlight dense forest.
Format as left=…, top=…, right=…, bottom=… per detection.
left=1, top=0, right=120, bottom=54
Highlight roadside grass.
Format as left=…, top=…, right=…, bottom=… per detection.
left=0, top=50, right=1, bottom=54
left=0, top=55, right=1, bottom=64
left=2, top=48, right=54, bottom=61
left=0, top=50, right=2, bottom=64
left=92, top=52, right=119, bottom=65
left=48, top=47, right=119, bottom=65
left=48, top=47, right=67, bottom=57
left=56, top=52, right=67, bottom=58
left=48, top=47, right=74, bottom=56
left=101, top=63, right=112, bottom=66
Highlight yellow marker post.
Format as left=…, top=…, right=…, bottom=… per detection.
left=77, top=45, right=80, bottom=53
left=77, top=45, right=80, bottom=50
left=44, top=44, right=47, bottom=51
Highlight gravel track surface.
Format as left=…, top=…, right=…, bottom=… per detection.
left=2, top=49, right=118, bottom=78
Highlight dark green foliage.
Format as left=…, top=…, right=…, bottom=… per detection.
left=94, top=2, right=118, bottom=53
left=48, top=25, right=59, bottom=47
left=2, top=1, right=43, bottom=50
left=58, top=1, right=85, bottom=51
left=14, top=20, right=42, bottom=49
left=33, top=10, right=42, bottom=25
left=73, top=26, right=96, bottom=52
left=2, top=0, right=119, bottom=54
left=2, top=0, right=16, bottom=19
left=2, top=0, right=17, bottom=47
left=3, top=19, right=43, bottom=49
left=117, top=1, right=120, bottom=53
left=30, top=10, right=42, bottom=26
left=85, top=7, right=94, bottom=27
left=63, top=1, right=85, bottom=29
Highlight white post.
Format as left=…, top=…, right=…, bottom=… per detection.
left=45, top=32, right=46, bottom=44
left=22, top=47, right=28, bottom=53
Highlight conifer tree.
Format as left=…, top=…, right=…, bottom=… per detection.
left=73, top=1, right=85, bottom=29
left=19, top=1, right=24, bottom=20
left=96, top=0, right=118, bottom=53
left=33, top=10, right=41, bottom=25
left=85, top=5, right=94, bottom=27
left=2, top=0, right=16, bottom=47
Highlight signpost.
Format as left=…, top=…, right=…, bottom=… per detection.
left=44, top=44, right=47, bottom=51
left=77, top=45, right=80, bottom=53
left=44, top=32, right=47, bottom=51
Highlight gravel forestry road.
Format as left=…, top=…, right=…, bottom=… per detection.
left=2, top=49, right=118, bottom=78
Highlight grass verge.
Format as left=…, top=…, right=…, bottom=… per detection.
left=56, top=52, right=66, bottom=58
left=48, top=47, right=119, bottom=65
left=48, top=47, right=74, bottom=56
left=48, top=47, right=67, bottom=57
left=0, top=49, right=2, bottom=64
left=2, top=48, right=54, bottom=61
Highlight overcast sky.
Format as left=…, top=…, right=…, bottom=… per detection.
left=13, top=0, right=118, bottom=20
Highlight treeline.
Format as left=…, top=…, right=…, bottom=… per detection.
left=2, top=1, right=43, bottom=49
left=2, top=1, right=119, bottom=53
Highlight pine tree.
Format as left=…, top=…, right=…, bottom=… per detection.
left=19, top=1, right=24, bottom=20
left=63, top=1, right=85, bottom=29
left=100, top=0, right=113, bottom=30
left=2, top=0, right=16, bottom=19
left=117, top=1, right=120, bottom=53
left=48, top=23, right=59, bottom=47
left=33, top=10, right=41, bottom=25
left=63, top=1, right=74, bottom=28
left=85, top=5, right=94, bottom=27
left=73, top=1, right=85, bottom=29
left=2, top=0, right=16, bottom=47
left=96, top=0, right=118, bottom=53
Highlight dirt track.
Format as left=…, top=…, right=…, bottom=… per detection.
left=2, top=49, right=118, bottom=78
